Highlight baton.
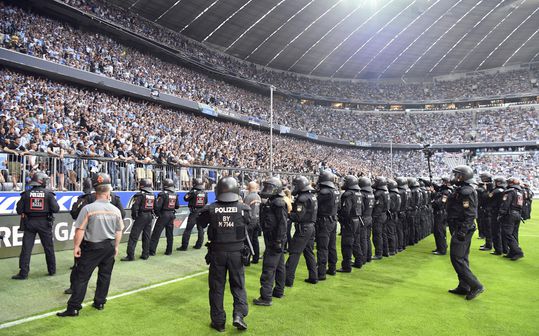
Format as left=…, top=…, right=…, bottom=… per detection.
left=244, top=226, right=255, bottom=256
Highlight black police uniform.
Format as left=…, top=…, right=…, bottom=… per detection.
left=522, top=186, right=533, bottom=221
left=372, top=187, right=390, bottom=258
left=150, top=190, right=179, bottom=255
left=387, top=189, right=401, bottom=255
left=396, top=184, right=410, bottom=251
left=316, top=186, right=340, bottom=278
left=258, top=195, right=288, bottom=301
left=408, top=184, right=421, bottom=245
left=488, top=185, right=506, bottom=254
left=197, top=201, right=251, bottom=327
left=285, top=190, right=318, bottom=286
left=499, top=185, right=525, bottom=259
left=180, top=188, right=208, bottom=249
left=418, top=185, right=428, bottom=240
left=338, top=189, right=363, bottom=271
left=125, top=190, right=155, bottom=260
left=359, top=189, right=375, bottom=264
left=447, top=182, right=483, bottom=293
left=14, top=186, right=60, bottom=278
left=432, top=185, right=451, bottom=254
left=477, top=182, right=493, bottom=249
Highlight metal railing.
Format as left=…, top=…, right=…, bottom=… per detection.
left=0, top=151, right=317, bottom=192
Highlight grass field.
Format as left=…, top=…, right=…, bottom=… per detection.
left=1, top=203, right=538, bottom=335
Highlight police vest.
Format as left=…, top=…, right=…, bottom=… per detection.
left=141, top=193, right=155, bottom=212
left=317, top=187, right=340, bottom=217
left=24, top=189, right=51, bottom=215
left=361, top=190, right=375, bottom=217
left=163, top=192, right=178, bottom=211
left=295, top=192, right=318, bottom=224
left=350, top=191, right=363, bottom=218
left=260, top=197, right=287, bottom=240
left=207, top=202, right=248, bottom=246
left=372, top=190, right=390, bottom=216
left=397, top=188, right=408, bottom=212
left=389, top=191, right=401, bottom=212
left=508, top=188, right=524, bottom=212
left=188, top=190, right=207, bottom=209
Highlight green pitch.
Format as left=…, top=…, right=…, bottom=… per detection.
left=1, top=203, right=538, bottom=335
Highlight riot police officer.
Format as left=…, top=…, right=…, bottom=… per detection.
left=432, top=177, right=452, bottom=255
left=446, top=165, right=484, bottom=300
left=12, top=173, right=60, bottom=280
left=408, top=178, right=422, bottom=245
left=337, top=175, right=362, bottom=272
left=395, top=177, right=410, bottom=252
left=522, top=183, right=533, bottom=221
left=285, top=176, right=318, bottom=286
left=372, top=177, right=390, bottom=259
left=178, top=178, right=208, bottom=251
left=150, top=179, right=179, bottom=256
left=358, top=177, right=375, bottom=264
left=122, top=178, right=154, bottom=261
left=498, top=177, right=525, bottom=261
left=488, top=176, right=507, bottom=255
left=315, top=170, right=340, bottom=279
left=477, top=173, right=493, bottom=250
left=196, top=176, right=251, bottom=332
left=253, top=177, right=288, bottom=306
left=387, top=179, right=401, bottom=256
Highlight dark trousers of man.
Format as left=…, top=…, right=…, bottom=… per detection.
left=285, top=219, right=292, bottom=251
left=126, top=213, right=153, bottom=259
left=386, top=215, right=397, bottom=254
left=316, top=216, right=337, bottom=278
left=149, top=211, right=175, bottom=255
left=419, top=208, right=427, bottom=240
left=407, top=211, right=416, bottom=245
left=208, top=250, right=248, bottom=325
left=450, top=228, right=482, bottom=292
left=341, top=219, right=360, bottom=271
left=248, top=224, right=260, bottom=263
left=285, top=224, right=317, bottom=285
left=490, top=215, right=503, bottom=253
left=359, top=217, right=373, bottom=263
left=433, top=211, right=448, bottom=253
left=19, top=218, right=55, bottom=276
left=478, top=210, right=492, bottom=248
left=372, top=214, right=387, bottom=257
left=501, top=212, right=523, bottom=257
left=181, top=210, right=204, bottom=249
left=68, top=240, right=115, bottom=310
left=396, top=213, right=404, bottom=251
left=259, top=237, right=285, bottom=301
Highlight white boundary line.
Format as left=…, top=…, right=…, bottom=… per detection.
left=0, top=270, right=208, bottom=330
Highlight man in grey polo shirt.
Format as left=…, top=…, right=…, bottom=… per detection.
left=57, top=173, right=124, bottom=317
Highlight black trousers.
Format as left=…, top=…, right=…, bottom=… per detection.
left=150, top=211, right=175, bottom=254
left=478, top=210, right=492, bottom=248
left=407, top=211, right=416, bottom=245
left=284, top=219, right=292, bottom=251
left=433, top=211, right=448, bottom=253
left=490, top=214, right=503, bottom=253
left=372, top=214, right=387, bottom=257
left=285, top=224, right=317, bottom=285
left=341, top=219, right=360, bottom=270
left=68, top=240, right=115, bottom=310
left=181, top=211, right=204, bottom=249
left=259, top=237, right=285, bottom=300
left=396, top=213, right=405, bottom=251
left=450, top=229, right=482, bottom=291
left=501, top=212, right=523, bottom=257
left=316, top=216, right=337, bottom=277
left=359, top=217, right=373, bottom=263
left=18, top=218, right=55, bottom=276
left=208, top=250, right=248, bottom=325
left=248, top=224, right=261, bottom=262
left=386, top=216, right=397, bottom=254
left=126, top=213, right=153, bottom=259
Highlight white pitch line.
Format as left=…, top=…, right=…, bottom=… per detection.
left=0, top=270, right=208, bottom=330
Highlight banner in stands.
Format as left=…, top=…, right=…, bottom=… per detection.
left=0, top=191, right=216, bottom=259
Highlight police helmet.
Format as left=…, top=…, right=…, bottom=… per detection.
left=387, top=178, right=398, bottom=192
left=82, top=178, right=94, bottom=194
left=139, top=178, right=153, bottom=192
left=260, top=177, right=284, bottom=198
left=163, top=178, right=175, bottom=192
left=358, top=176, right=372, bottom=192
left=395, top=177, right=409, bottom=189
left=507, top=177, right=521, bottom=187
left=215, top=176, right=240, bottom=202
left=318, top=170, right=336, bottom=189
left=292, top=176, right=314, bottom=196
left=493, top=176, right=506, bottom=187
left=92, top=173, right=111, bottom=187
left=29, top=172, right=48, bottom=187
left=479, top=172, right=493, bottom=183
left=192, top=177, right=205, bottom=190
left=342, top=175, right=360, bottom=191
left=373, top=176, right=388, bottom=191
left=452, top=165, right=474, bottom=184
left=441, top=176, right=451, bottom=185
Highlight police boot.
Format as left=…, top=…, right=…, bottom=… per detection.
left=11, top=273, right=27, bottom=280
left=233, top=315, right=247, bottom=331
left=253, top=297, right=272, bottom=306
left=56, top=309, right=79, bottom=317
left=210, top=322, right=225, bottom=332
left=64, top=288, right=73, bottom=294
left=121, top=256, right=134, bottom=262
left=466, top=286, right=485, bottom=300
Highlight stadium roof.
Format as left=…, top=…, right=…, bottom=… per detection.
left=115, top=0, right=539, bottom=80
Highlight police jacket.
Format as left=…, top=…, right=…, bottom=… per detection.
left=260, top=196, right=288, bottom=244
left=360, top=189, right=375, bottom=218
left=290, top=191, right=317, bottom=224
left=477, top=184, right=491, bottom=213
left=338, top=189, right=362, bottom=223
left=397, top=187, right=409, bottom=213
left=372, top=188, right=390, bottom=217
left=184, top=188, right=208, bottom=211
left=432, top=186, right=452, bottom=213
left=196, top=201, right=251, bottom=252
left=155, top=190, right=180, bottom=216
left=409, top=187, right=421, bottom=210
left=389, top=190, right=401, bottom=215
left=446, top=183, right=477, bottom=231
left=522, top=187, right=533, bottom=220
left=317, top=186, right=340, bottom=218
left=131, top=190, right=155, bottom=220
left=488, top=187, right=505, bottom=218
left=499, top=185, right=524, bottom=216
left=16, top=186, right=59, bottom=218
left=70, top=192, right=126, bottom=220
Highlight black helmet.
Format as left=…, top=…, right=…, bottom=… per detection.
left=163, top=178, right=175, bottom=191
left=396, top=177, right=409, bottom=189
left=29, top=172, right=48, bottom=187
left=373, top=176, right=388, bottom=191
left=342, top=175, right=360, bottom=191
left=318, top=170, right=336, bottom=189
left=92, top=173, right=111, bottom=187
left=493, top=176, right=506, bottom=187
left=407, top=177, right=419, bottom=188
left=292, top=176, right=314, bottom=196
left=387, top=178, right=398, bottom=192
left=479, top=172, right=492, bottom=183
left=82, top=178, right=94, bottom=194
left=452, top=165, right=474, bottom=184
left=215, top=176, right=240, bottom=202
left=419, top=177, right=431, bottom=187
left=441, top=176, right=451, bottom=185
left=192, top=177, right=204, bottom=190
left=358, top=177, right=372, bottom=192
left=507, top=177, right=521, bottom=187
left=139, top=178, right=153, bottom=192
left=260, top=177, right=284, bottom=198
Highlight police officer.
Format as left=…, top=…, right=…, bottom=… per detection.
left=358, top=177, right=375, bottom=264
left=122, top=178, right=154, bottom=261
left=12, top=173, right=59, bottom=280
left=178, top=178, right=208, bottom=251
left=149, top=178, right=179, bottom=256
left=395, top=177, right=410, bottom=252
left=408, top=178, right=422, bottom=245
left=488, top=176, right=506, bottom=255
left=196, top=176, right=250, bottom=332
left=372, top=176, right=390, bottom=260
left=253, top=177, right=287, bottom=306
left=446, top=165, right=484, bottom=300
left=522, top=183, right=533, bottom=221
left=477, top=173, right=493, bottom=250
left=387, top=179, right=401, bottom=256
left=243, top=182, right=261, bottom=264
left=498, top=177, right=525, bottom=261
left=285, top=176, right=318, bottom=286
left=315, top=170, right=340, bottom=279
left=432, top=177, right=452, bottom=255
left=337, top=175, right=362, bottom=272
left=57, top=173, right=124, bottom=317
